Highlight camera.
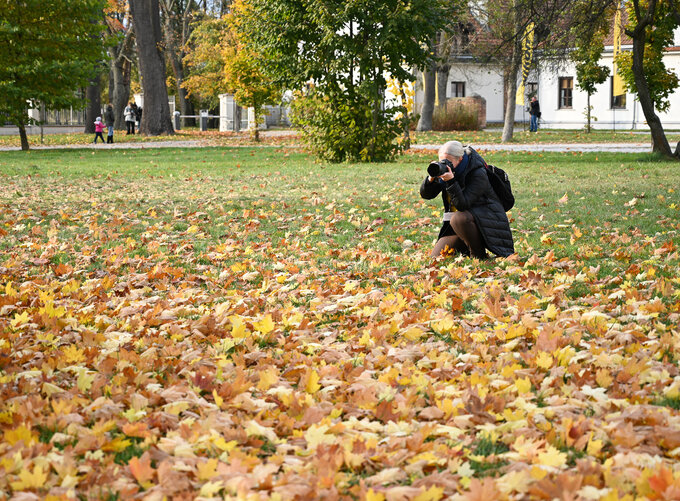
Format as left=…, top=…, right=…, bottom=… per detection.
left=427, top=158, right=453, bottom=178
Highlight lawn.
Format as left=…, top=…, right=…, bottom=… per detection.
left=412, top=128, right=680, bottom=145
left=1, top=146, right=679, bottom=500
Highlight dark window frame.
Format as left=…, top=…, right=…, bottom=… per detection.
left=451, top=81, right=465, bottom=98
left=558, top=77, right=573, bottom=109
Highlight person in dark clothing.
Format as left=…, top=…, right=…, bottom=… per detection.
left=420, top=141, right=515, bottom=259
left=135, top=105, right=142, bottom=131
left=104, top=104, right=115, bottom=143
left=529, top=96, right=541, bottom=132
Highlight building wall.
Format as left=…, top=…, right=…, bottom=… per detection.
left=414, top=63, right=528, bottom=124
left=537, top=48, right=680, bottom=130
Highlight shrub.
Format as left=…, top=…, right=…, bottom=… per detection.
left=432, top=102, right=480, bottom=131
left=289, top=86, right=404, bottom=163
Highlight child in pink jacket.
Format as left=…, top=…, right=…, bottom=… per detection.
left=94, top=117, right=105, bottom=144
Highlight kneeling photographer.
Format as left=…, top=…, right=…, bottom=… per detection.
left=420, top=141, right=514, bottom=259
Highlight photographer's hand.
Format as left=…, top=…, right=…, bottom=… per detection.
left=439, top=166, right=454, bottom=182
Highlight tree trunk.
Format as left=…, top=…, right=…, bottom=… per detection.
left=129, top=0, right=175, bottom=135
left=630, top=31, right=672, bottom=156
left=18, top=121, right=29, bottom=151
left=84, top=74, right=101, bottom=133
left=107, top=29, right=133, bottom=129
left=502, top=64, right=519, bottom=143
left=399, top=86, right=411, bottom=150
left=586, top=92, right=591, bottom=133
left=417, top=65, right=436, bottom=131
left=436, top=64, right=449, bottom=110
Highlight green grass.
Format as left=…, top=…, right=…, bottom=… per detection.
left=411, top=128, right=680, bottom=145
left=1, top=147, right=678, bottom=265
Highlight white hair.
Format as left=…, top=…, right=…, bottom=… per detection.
left=440, top=140, right=471, bottom=158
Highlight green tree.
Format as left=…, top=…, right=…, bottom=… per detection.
left=615, top=0, right=680, bottom=158
left=234, top=0, right=456, bottom=162
left=0, top=0, right=107, bottom=150
left=571, top=13, right=611, bottom=133
left=183, top=15, right=230, bottom=110
left=182, top=9, right=280, bottom=138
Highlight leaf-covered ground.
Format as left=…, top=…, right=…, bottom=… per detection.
left=1, top=147, right=680, bottom=500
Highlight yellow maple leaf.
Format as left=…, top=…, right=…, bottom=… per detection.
left=5, top=281, right=17, bottom=296
left=306, top=369, right=321, bottom=394
left=537, top=445, right=567, bottom=468
left=253, top=314, right=274, bottom=334
left=256, top=368, right=279, bottom=391
left=402, top=326, right=424, bottom=341
left=200, top=481, right=224, bottom=497
left=11, top=311, right=29, bottom=328
left=10, top=464, right=48, bottom=490
left=197, top=458, right=219, bottom=481
left=229, top=315, right=250, bottom=340
left=61, top=345, right=85, bottom=364
left=366, top=489, right=386, bottom=501
left=212, top=437, right=237, bottom=452
left=413, top=485, right=444, bottom=501
left=542, top=303, right=558, bottom=321
left=77, top=369, right=96, bottom=393
left=4, top=424, right=35, bottom=446
left=515, top=377, right=532, bottom=394
left=358, top=330, right=373, bottom=347
left=102, top=436, right=132, bottom=452
left=536, top=352, right=553, bottom=370
left=596, top=369, right=613, bottom=388
left=305, top=423, right=334, bottom=450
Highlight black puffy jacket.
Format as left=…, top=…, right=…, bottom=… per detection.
left=420, top=149, right=515, bottom=257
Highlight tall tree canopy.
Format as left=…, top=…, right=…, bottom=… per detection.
left=234, top=0, right=457, bottom=161
left=0, top=0, right=107, bottom=150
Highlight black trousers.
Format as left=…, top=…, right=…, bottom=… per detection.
left=126, top=121, right=135, bottom=134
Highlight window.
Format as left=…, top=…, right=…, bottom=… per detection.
left=451, top=81, right=465, bottom=98
left=611, top=77, right=626, bottom=109
left=527, top=82, right=538, bottom=98
left=558, top=77, right=573, bottom=108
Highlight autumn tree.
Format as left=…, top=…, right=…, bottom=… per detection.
left=129, top=0, right=175, bottom=135
left=615, top=0, right=680, bottom=158
left=0, top=0, right=107, bottom=150
left=183, top=15, right=230, bottom=109
left=235, top=0, right=455, bottom=162
left=571, top=3, right=612, bottom=133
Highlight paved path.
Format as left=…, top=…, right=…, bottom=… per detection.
left=410, top=142, right=653, bottom=153
left=1, top=138, right=653, bottom=153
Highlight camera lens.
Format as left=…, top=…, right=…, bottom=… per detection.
left=428, top=161, right=444, bottom=177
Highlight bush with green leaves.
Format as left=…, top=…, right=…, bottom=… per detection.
left=290, top=88, right=404, bottom=163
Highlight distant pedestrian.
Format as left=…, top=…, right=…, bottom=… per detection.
left=529, top=96, right=541, bottom=132
left=93, top=117, right=105, bottom=143
left=135, top=105, right=143, bottom=131
left=104, top=104, right=115, bottom=143
left=124, top=102, right=136, bottom=135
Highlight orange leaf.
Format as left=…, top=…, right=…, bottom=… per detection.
left=129, top=452, right=155, bottom=487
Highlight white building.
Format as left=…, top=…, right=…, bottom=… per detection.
left=415, top=28, right=680, bottom=130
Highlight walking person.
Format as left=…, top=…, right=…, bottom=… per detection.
left=124, top=102, right=136, bottom=135
left=93, top=117, right=106, bottom=144
left=529, top=96, right=541, bottom=132
left=420, top=141, right=514, bottom=259
left=104, top=104, right=115, bottom=143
